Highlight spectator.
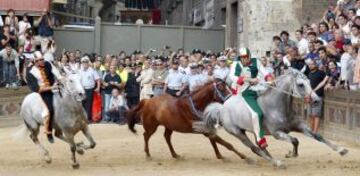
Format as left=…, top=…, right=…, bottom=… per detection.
left=307, top=59, right=328, bottom=133
left=213, top=56, right=230, bottom=80
left=68, top=52, right=79, bottom=70
left=187, top=63, right=208, bottom=92
left=260, top=57, right=275, bottom=78
left=295, top=29, right=309, bottom=58
left=43, top=39, right=56, bottom=63
left=19, top=28, right=39, bottom=59
left=318, top=22, right=333, bottom=43
left=280, top=31, right=297, bottom=49
left=136, top=59, right=154, bottom=100
left=289, top=47, right=308, bottom=73
left=18, top=13, right=31, bottom=38
left=337, top=14, right=351, bottom=38
left=0, top=44, right=19, bottom=88
left=102, top=65, right=122, bottom=122
left=79, top=56, right=101, bottom=122
left=164, top=60, right=186, bottom=97
left=125, top=64, right=141, bottom=108
left=272, top=36, right=284, bottom=54
left=179, top=55, right=190, bottom=75
left=350, top=24, right=360, bottom=46
left=340, top=39, right=356, bottom=89
left=306, top=42, right=319, bottom=60
left=317, top=47, right=331, bottom=71
left=325, top=61, right=341, bottom=90
left=35, top=9, right=54, bottom=52
left=105, top=88, right=128, bottom=124
left=152, top=59, right=168, bottom=97
left=1, top=25, right=17, bottom=49
left=4, top=9, right=19, bottom=35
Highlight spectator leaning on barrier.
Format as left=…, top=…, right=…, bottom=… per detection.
left=35, top=9, right=54, bottom=52
left=105, top=88, right=128, bottom=124
left=307, top=59, right=328, bottom=133
left=79, top=56, right=101, bottom=122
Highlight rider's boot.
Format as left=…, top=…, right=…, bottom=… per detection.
left=44, top=115, right=54, bottom=143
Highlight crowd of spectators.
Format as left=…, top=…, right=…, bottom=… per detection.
left=0, top=8, right=55, bottom=89
left=1, top=1, right=360, bottom=126
left=270, top=0, right=360, bottom=92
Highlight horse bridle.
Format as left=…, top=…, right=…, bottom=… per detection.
left=188, top=80, right=231, bottom=120
left=212, top=80, right=232, bottom=103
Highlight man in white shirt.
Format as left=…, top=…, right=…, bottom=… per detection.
left=164, top=60, right=186, bottom=97
left=187, top=63, right=209, bottom=92
left=178, top=56, right=191, bottom=75
left=213, top=56, right=230, bottom=80
left=340, top=39, right=356, bottom=88
left=79, top=56, right=101, bottom=122
left=295, top=29, right=309, bottom=58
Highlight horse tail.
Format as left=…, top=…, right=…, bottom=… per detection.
left=126, top=100, right=146, bottom=134
left=12, top=124, right=30, bottom=141
left=203, top=103, right=224, bottom=129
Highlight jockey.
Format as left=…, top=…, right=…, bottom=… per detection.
left=229, top=48, right=273, bottom=149
left=26, top=51, right=63, bottom=143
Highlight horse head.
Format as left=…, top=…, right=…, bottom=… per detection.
left=286, top=68, right=319, bottom=101
left=59, top=68, right=86, bottom=102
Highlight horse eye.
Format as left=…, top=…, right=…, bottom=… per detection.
left=69, top=80, right=73, bottom=83
left=298, top=83, right=304, bottom=88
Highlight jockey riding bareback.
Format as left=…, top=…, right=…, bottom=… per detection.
left=229, top=48, right=273, bottom=149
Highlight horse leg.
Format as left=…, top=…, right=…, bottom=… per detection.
left=164, top=128, right=180, bottom=158
left=143, top=123, right=158, bottom=158
left=298, top=123, right=348, bottom=156
left=207, top=136, right=223, bottom=159
left=229, top=129, right=284, bottom=168
left=54, top=129, right=85, bottom=155
left=79, top=125, right=96, bottom=150
left=273, top=131, right=299, bottom=158
left=64, top=133, right=80, bottom=169
left=29, top=125, right=52, bottom=163
left=206, top=133, right=254, bottom=164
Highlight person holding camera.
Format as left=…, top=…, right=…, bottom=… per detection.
left=35, top=9, right=54, bottom=52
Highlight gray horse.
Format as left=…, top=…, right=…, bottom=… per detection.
left=15, top=69, right=96, bottom=169
left=199, top=68, right=348, bottom=168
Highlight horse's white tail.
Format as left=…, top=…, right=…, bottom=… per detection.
left=12, top=124, right=30, bottom=141
left=203, top=103, right=224, bottom=129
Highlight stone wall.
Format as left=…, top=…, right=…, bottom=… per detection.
left=293, top=90, right=360, bottom=145
left=0, top=88, right=29, bottom=128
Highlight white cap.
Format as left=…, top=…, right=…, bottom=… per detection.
left=81, top=56, right=90, bottom=62
left=33, top=51, right=43, bottom=60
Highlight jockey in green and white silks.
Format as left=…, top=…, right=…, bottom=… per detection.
left=229, top=48, right=273, bottom=149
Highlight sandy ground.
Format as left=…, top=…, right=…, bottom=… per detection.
left=0, top=124, right=359, bottom=176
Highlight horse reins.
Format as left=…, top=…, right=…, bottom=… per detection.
left=188, top=81, right=231, bottom=120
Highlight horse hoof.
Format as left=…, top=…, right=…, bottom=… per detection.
left=339, top=148, right=349, bottom=156
left=146, top=156, right=152, bottom=161
left=77, top=149, right=85, bottom=155
left=72, top=163, right=80, bottom=169
left=44, top=156, right=52, bottom=164
left=245, top=158, right=256, bottom=165
left=285, top=151, right=298, bottom=158
left=273, top=160, right=286, bottom=169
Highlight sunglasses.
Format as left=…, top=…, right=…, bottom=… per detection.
left=35, top=59, right=44, bottom=62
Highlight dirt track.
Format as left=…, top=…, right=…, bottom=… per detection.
left=0, top=124, right=359, bottom=176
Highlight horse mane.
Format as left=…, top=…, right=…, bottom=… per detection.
left=189, top=80, right=214, bottom=96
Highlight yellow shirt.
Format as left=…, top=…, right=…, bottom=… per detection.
left=116, top=69, right=128, bottom=83
left=99, top=65, right=106, bottom=72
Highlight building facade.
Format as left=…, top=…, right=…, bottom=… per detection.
left=162, top=0, right=337, bottom=57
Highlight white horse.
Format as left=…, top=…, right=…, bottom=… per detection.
left=199, top=68, right=348, bottom=168
left=15, top=69, right=96, bottom=169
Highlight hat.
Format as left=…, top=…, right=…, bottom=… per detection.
left=81, top=56, right=90, bottom=63
left=192, top=49, right=201, bottom=54
left=217, top=56, right=227, bottom=62
left=239, top=47, right=251, bottom=58
left=33, top=51, right=43, bottom=60
left=202, top=57, right=211, bottom=64
left=189, top=63, right=198, bottom=69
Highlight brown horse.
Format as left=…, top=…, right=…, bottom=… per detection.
left=127, top=79, right=252, bottom=163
